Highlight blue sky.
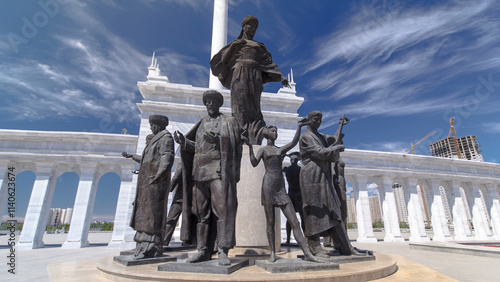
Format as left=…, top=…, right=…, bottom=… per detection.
left=2, top=0, right=500, bottom=221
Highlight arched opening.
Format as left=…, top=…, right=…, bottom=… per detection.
left=392, top=183, right=408, bottom=229
left=2, top=170, right=36, bottom=236
left=416, top=184, right=431, bottom=228
left=43, top=171, right=79, bottom=246
left=345, top=180, right=356, bottom=229
left=90, top=172, right=121, bottom=245
left=459, top=187, right=474, bottom=231
left=367, top=182, right=383, bottom=229
left=438, top=185, right=453, bottom=227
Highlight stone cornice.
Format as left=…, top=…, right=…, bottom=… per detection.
left=343, top=149, right=500, bottom=184
left=137, top=80, right=304, bottom=114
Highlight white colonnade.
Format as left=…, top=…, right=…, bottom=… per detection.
left=343, top=149, right=500, bottom=242
left=0, top=130, right=137, bottom=249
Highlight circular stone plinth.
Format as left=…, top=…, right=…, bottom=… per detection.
left=96, top=251, right=397, bottom=282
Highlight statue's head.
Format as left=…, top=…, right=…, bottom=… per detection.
left=149, top=115, right=168, bottom=134
left=306, top=111, right=322, bottom=131
left=203, top=90, right=223, bottom=117
left=238, top=16, right=258, bottom=40
left=262, top=125, right=277, bottom=140
left=288, top=151, right=301, bottom=164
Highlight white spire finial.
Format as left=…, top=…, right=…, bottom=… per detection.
left=290, top=68, right=294, bottom=83
left=150, top=52, right=156, bottom=68
left=155, top=58, right=158, bottom=69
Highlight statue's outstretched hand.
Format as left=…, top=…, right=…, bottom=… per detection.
left=122, top=152, right=132, bottom=158
left=281, top=78, right=291, bottom=88
left=174, top=131, right=185, bottom=145
left=298, top=118, right=309, bottom=127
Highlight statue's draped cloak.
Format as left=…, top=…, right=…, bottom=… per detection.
left=299, top=128, right=342, bottom=237
left=130, top=130, right=174, bottom=235
left=179, top=114, right=242, bottom=248
left=210, top=39, right=284, bottom=130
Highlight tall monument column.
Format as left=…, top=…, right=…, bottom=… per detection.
left=209, top=0, right=228, bottom=89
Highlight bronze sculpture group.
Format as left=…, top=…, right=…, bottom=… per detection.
left=122, top=16, right=367, bottom=266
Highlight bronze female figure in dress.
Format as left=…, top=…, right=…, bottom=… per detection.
left=211, top=16, right=290, bottom=144
left=246, top=123, right=321, bottom=263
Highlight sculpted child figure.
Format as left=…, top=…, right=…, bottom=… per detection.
left=246, top=122, right=321, bottom=263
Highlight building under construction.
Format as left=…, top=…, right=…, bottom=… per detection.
left=429, top=136, right=483, bottom=162
left=429, top=118, right=483, bottom=162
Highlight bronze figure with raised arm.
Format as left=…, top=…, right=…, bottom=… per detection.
left=246, top=121, right=322, bottom=263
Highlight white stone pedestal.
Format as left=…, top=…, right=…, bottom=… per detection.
left=234, top=146, right=280, bottom=254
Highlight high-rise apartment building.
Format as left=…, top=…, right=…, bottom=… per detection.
left=393, top=184, right=408, bottom=224
left=46, top=208, right=73, bottom=226
left=429, top=136, right=483, bottom=162
left=369, top=194, right=383, bottom=223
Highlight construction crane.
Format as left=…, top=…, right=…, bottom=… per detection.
left=447, top=118, right=462, bottom=159
left=405, top=131, right=438, bottom=154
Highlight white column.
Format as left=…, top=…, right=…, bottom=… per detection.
left=447, top=180, right=473, bottom=240
left=209, top=0, right=228, bottom=89
left=350, top=175, right=377, bottom=242
left=482, top=184, right=500, bottom=240
left=0, top=163, right=11, bottom=219
left=378, top=176, right=403, bottom=242
left=468, top=183, right=493, bottom=240
left=18, top=166, right=57, bottom=249
left=109, top=170, right=137, bottom=248
left=403, top=178, right=429, bottom=242
left=426, top=179, right=452, bottom=241
left=62, top=166, right=100, bottom=248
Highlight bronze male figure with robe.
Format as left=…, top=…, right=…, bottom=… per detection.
left=123, top=115, right=174, bottom=259
left=174, top=90, right=242, bottom=266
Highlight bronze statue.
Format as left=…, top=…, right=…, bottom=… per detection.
left=283, top=152, right=305, bottom=244
left=122, top=115, right=174, bottom=259
left=210, top=15, right=290, bottom=144
left=331, top=114, right=350, bottom=250
left=163, top=168, right=197, bottom=247
left=174, top=90, right=242, bottom=266
left=299, top=111, right=361, bottom=257
left=246, top=123, right=321, bottom=263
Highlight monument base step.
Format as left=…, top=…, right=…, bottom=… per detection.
left=157, top=258, right=249, bottom=274
left=255, top=258, right=339, bottom=273
left=113, top=255, right=177, bottom=266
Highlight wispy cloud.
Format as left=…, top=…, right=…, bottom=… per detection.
left=481, top=122, right=500, bottom=133
left=352, top=141, right=408, bottom=153
left=304, top=0, right=500, bottom=119
left=0, top=1, right=207, bottom=123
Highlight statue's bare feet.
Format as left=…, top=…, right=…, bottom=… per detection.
left=268, top=251, right=276, bottom=263
left=304, top=252, right=324, bottom=263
